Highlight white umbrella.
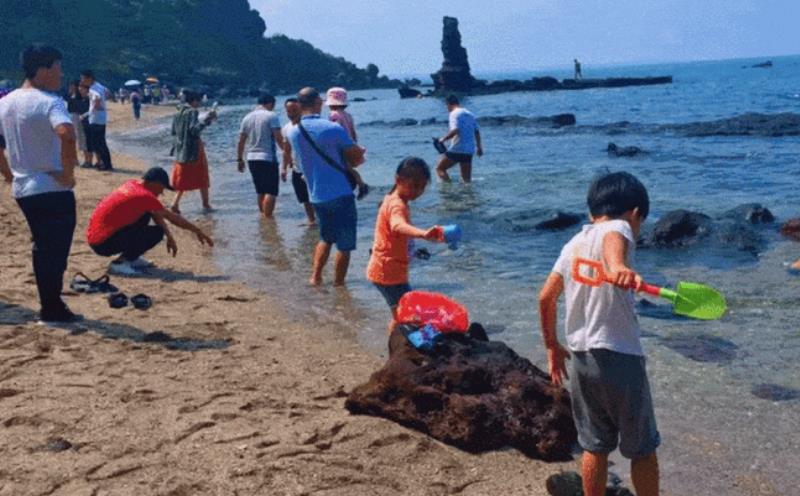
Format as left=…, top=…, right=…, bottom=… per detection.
left=124, top=79, right=142, bottom=86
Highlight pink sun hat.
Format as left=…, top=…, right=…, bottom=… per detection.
left=325, top=87, right=348, bottom=106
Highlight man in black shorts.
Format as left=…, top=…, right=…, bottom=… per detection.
left=280, top=98, right=316, bottom=225
left=435, top=94, right=483, bottom=183
left=236, top=94, right=284, bottom=218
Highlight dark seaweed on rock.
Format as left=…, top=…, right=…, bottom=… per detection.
left=346, top=327, right=577, bottom=461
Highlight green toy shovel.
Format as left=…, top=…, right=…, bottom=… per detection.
left=572, top=258, right=727, bottom=320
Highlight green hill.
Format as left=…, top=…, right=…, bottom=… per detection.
left=0, top=0, right=398, bottom=93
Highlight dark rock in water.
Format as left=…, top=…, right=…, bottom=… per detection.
left=562, top=77, right=672, bottom=90
left=645, top=210, right=713, bottom=247
left=751, top=383, right=800, bottom=401
left=398, top=86, right=422, bottom=99
left=346, top=327, right=577, bottom=461
left=714, top=220, right=765, bottom=254
left=552, top=113, right=577, bottom=127
left=636, top=298, right=679, bottom=320
left=388, top=118, right=418, bottom=127
left=665, top=112, right=800, bottom=137
left=752, top=60, right=773, bottom=68
left=351, top=97, right=367, bottom=102
left=720, top=203, right=775, bottom=224
left=475, top=114, right=576, bottom=128
left=142, top=331, right=172, bottom=342
left=535, top=211, right=582, bottom=231
left=780, top=218, right=800, bottom=241
left=528, top=77, right=561, bottom=91
left=658, top=334, right=738, bottom=363
left=546, top=471, right=635, bottom=496
left=430, top=17, right=476, bottom=93
left=607, top=142, right=645, bottom=157
left=419, top=117, right=437, bottom=126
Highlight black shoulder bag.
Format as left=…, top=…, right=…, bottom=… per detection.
left=297, top=122, right=358, bottom=191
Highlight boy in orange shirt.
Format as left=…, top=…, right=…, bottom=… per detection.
left=366, top=157, right=444, bottom=333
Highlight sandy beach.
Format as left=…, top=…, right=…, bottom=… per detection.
left=0, top=102, right=571, bottom=495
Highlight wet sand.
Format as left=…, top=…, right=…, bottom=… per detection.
left=0, top=102, right=568, bottom=495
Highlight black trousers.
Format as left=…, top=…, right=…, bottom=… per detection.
left=90, top=214, right=164, bottom=261
left=88, top=123, right=112, bottom=168
left=15, top=191, right=76, bottom=313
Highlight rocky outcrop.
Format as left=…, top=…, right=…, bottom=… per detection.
left=424, top=16, right=670, bottom=97
left=751, top=60, right=773, bottom=68
left=345, top=326, right=577, bottom=461
left=535, top=211, right=582, bottom=231
left=639, top=204, right=775, bottom=254
left=398, top=86, right=422, bottom=99
left=643, top=210, right=714, bottom=247
left=663, top=112, right=800, bottom=137
left=361, top=114, right=576, bottom=129
left=607, top=142, right=645, bottom=157
left=430, top=16, right=476, bottom=93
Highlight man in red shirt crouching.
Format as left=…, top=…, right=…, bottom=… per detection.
left=87, top=167, right=214, bottom=276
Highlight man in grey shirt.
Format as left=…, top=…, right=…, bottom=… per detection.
left=0, top=44, right=81, bottom=323
left=237, top=94, right=284, bottom=218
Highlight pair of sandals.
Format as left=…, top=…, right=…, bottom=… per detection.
left=70, top=273, right=118, bottom=294
left=108, top=292, right=152, bottom=310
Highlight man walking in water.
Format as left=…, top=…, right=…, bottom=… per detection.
left=574, top=59, right=583, bottom=80
left=284, top=87, right=365, bottom=286
left=236, top=94, right=284, bottom=218
left=435, top=95, right=482, bottom=183
left=0, top=45, right=82, bottom=323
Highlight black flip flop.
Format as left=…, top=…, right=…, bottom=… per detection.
left=92, top=274, right=119, bottom=293
left=70, top=272, right=95, bottom=293
left=107, top=292, right=128, bottom=309
left=131, top=293, right=152, bottom=310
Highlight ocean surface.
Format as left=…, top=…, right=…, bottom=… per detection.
left=113, top=55, right=800, bottom=495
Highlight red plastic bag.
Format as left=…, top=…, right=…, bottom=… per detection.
left=396, top=291, right=469, bottom=333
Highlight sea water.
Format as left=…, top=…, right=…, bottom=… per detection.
left=112, top=55, right=800, bottom=495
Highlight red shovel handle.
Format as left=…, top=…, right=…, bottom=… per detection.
left=572, top=258, right=608, bottom=287
left=573, top=257, right=662, bottom=296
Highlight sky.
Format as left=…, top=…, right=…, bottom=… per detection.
left=251, top=0, right=800, bottom=78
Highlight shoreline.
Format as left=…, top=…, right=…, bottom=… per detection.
left=0, top=102, right=568, bottom=494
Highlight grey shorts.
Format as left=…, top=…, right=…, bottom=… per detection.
left=569, top=348, right=660, bottom=459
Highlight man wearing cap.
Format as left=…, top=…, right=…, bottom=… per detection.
left=86, top=167, right=214, bottom=276
left=284, top=87, right=365, bottom=286
left=236, top=93, right=284, bottom=218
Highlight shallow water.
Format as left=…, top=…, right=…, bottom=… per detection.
left=112, top=55, right=800, bottom=495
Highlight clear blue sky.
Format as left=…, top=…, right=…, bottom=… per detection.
left=251, top=0, right=800, bottom=77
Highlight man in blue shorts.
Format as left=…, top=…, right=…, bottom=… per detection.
left=435, top=94, right=483, bottom=183
left=237, top=94, right=284, bottom=218
left=284, top=87, right=365, bottom=286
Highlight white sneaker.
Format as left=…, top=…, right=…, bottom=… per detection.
left=129, top=256, right=154, bottom=268
left=109, top=260, right=142, bottom=276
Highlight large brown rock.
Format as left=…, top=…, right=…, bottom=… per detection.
left=345, top=326, right=577, bottom=461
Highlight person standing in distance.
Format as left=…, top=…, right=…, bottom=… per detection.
left=236, top=94, right=284, bottom=218
left=79, top=69, right=113, bottom=171
left=0, top=45, right=82, bottom=323
left=435, top=95, right=482, bottom=183
left=280, top=98, right=315, bottom=225
left=284, top=87, right=365, bottom=286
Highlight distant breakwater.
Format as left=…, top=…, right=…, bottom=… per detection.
left=361, top=112, right=800, bottom=137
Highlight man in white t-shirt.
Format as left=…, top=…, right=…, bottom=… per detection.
left=0, top=44, right=82, bottom=324
left=280, top=98, right=315, bottom=225
left=435, top=94, right=483, bottom=183
left=80, top=69, right=113, bottom=170
left=538, top=172, right=660, bottom=496
left=236, top=94, right=284, bottom=218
